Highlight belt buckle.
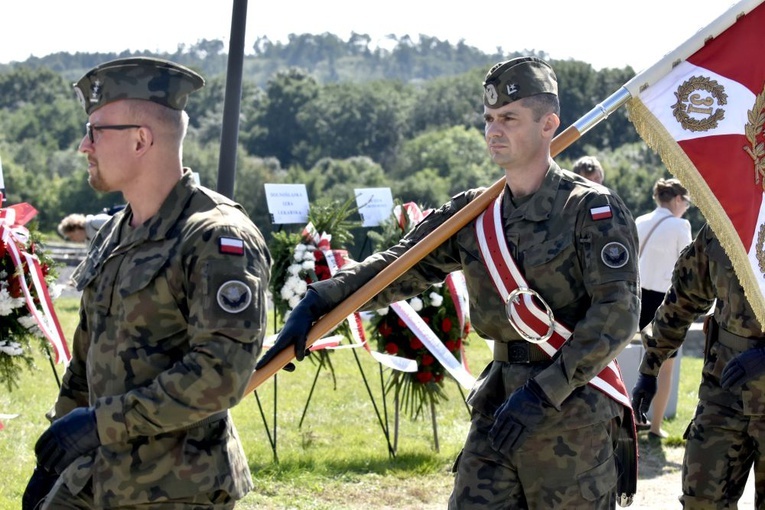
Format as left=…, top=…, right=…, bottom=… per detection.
left=506, top=343, right=531, bottom=363
left=505, top=287, right=555, bottom=345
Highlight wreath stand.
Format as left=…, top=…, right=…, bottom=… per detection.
left=388, top=375, right=472, bottom=455
left=252, top=313, right=282, bottom=462
left=297, top=346, right=397, bottom=458
left=254, top=307, right=397, bottom=461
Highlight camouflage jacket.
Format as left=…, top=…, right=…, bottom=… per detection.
left=314, top=162, right=639, bottom=430
left=53, top=170, right=271, bottom=507
left=641, top=224, right=765, bottom=411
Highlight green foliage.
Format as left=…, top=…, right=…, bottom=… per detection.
left=394, top=126, right=497, bottom=197
left=0, top=36, right=701, bottom=236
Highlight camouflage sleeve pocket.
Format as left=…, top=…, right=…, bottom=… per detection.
left=582, top=228, right=638, bottom=286
left=201, top=259, right=264, bottom=327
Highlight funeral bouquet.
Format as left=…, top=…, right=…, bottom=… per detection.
left=367, top=203, right=471, bottom=418
left=0, top=202, right=66, bottom=392
left=268, top=198, right=361, bottom=379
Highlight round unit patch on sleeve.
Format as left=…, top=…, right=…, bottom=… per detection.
left=601, top=241, right=630, bottom=268
left=217, top=280, right=253, bottom=314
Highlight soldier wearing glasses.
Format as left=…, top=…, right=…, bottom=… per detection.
left=23, top=57, right=271, bottom=509
left=259, top=57, right=640, bottom=509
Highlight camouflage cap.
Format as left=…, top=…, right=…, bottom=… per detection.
left=482, top=57, right=557, bottom=108
left=73, top=57, right=205, bottom=115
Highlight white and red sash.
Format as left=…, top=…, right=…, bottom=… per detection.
left=475, top=194, right=631, bottom=409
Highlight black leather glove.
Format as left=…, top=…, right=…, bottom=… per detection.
left=721, top=347, right=765, bottom=389
left=22, top=465, right=58, bottom=510
left=256, top=288, right=330, bottom=370
left=489, top=380, right=554, bottom=456
left=35, top=407, right=100, bottom=475
left=631, top=373, right=658, bottom=426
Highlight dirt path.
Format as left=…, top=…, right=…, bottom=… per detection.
left=631, top=439, right=755, bottom=509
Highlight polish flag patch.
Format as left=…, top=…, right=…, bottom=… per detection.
left=219, top=237, right=245, bottom=255
left=589, top=205, right=612, bottom=221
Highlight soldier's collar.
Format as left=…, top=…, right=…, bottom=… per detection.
left=502, top=163, right=559, bottom=222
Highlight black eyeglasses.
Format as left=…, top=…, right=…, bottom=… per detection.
left=85, top=122, right=142, bottom=143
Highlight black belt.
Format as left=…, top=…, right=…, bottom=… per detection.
left=493, top=341, right=550, bottom=363
left=716, top=326, right=765, bottom=351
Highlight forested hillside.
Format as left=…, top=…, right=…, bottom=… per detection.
left=0, top=34, right=705, bottom=243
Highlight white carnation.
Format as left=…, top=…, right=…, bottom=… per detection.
left=303, top=249, right=316, bottom=261
left=0, top=340, right=23, bottom=356
left=280, top=285, right=295, bottom=301
left=376, top=307, right=389, bottom=316
left=429, top=292, right=444, bottom=307
left=47, top=283, right=63, bottom=300
left=302, top=260, right=315, bottom=271
left=17, top=314, right=43, bottom=336
left=288, top=264, right=302, bottom=276
left=0, top=288, right=16, bottom=316
left=409, top=297, right=423, bottom=312
left=288, top=295, right=302, bottom=309
left=293, top=244, right=308, bottom=261
left=294, top=279, right=308, bottom=296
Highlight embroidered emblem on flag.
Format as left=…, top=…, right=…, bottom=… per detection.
left=219, top=237, right=245, bottom=255
left=590, top=205, right=612, bottom=220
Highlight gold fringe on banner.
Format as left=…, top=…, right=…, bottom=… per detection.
left=626, top=96, right=765, bottom=328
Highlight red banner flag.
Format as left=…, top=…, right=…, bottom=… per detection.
left=626, top=0, right=765, bottom=326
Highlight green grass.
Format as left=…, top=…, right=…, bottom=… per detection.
left=0, top=298, right=702, bottom=508
left=655, top=356, right=702, bottom=447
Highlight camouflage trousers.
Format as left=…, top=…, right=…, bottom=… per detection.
left=680, top=399, right=765, bottom=509
left=41, top=476, right=235, bottom=509
left=449, top=409, right=619, bottom=509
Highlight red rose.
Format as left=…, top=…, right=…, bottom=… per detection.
left=8, top=276, right=22, bottom=298
left=378, top=322, right=392, bottom=338
left=410, top=337, right=423, bottom=350
left=444, top=340, right=458, bottom=352
left=315, top=264, right=330, bottom=281
left=441, top=317, right=452, bottom=333
left=415, top=371, right=433, bottom=383
left=434, top=374, right=444, bottom=383
left=397, top=317, right=406, bottom=328
left=421, top=354, right=435, bottom=366
left=385, top=342, right=399, bottom=355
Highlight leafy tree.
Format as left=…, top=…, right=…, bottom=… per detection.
left=393, top=168, right=451, bottom=209
left=408, top=68, right=484, bottom=135
left=0, top=66, right=71, bottom=109
left=393, top=126, right=497, bottom=196
left=257, top=68, right=318, bottom=167
left=294, top=80, right=414, bottom=169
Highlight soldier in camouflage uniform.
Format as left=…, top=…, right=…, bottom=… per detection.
left=258, top=57, right=640, bottom=509
left=633, top=223, right=765, bottom=509
left=22, top=57, right=271, bottom=509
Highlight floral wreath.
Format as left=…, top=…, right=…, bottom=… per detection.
left=367, top=202, right=472, bottom=418
left=0, top=199, right=69, bottom=392
left=268, top=198, right=363, bottom=381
